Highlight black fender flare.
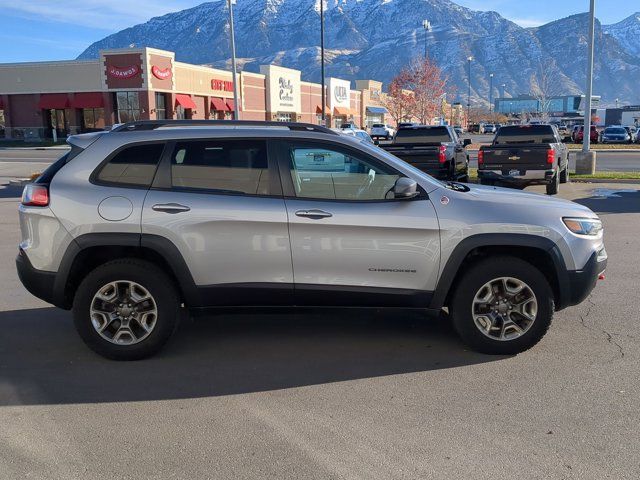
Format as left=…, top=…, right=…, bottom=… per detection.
left=429, top=233, right=569, bottom=311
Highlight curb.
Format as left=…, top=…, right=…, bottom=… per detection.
left=8, top=178, right=30, bottom=187
left=569, top=178, right=640, bottom=184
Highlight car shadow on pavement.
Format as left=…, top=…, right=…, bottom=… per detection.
left=573, top=188, right=640, bottom=214
left=0, top=183, right=23, bottom=199
left=0, top=307, right=505, bottom=406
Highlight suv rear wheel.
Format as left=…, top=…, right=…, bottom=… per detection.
left=450, top=256, right=553, bottom=355
left=72, top=259, right=180, bottom=360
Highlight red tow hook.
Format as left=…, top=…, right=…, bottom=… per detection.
left=598, top=274, right=606, bottom=280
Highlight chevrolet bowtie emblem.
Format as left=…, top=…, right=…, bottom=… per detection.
left=508, top=155, right=520, bottom=161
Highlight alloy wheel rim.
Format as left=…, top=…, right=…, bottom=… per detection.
left=90, top=280, right=158, bottom=345
left=471, top=277, right=537, bottom=341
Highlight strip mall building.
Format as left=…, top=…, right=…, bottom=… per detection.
left=0, top=47, right=393, bottom=140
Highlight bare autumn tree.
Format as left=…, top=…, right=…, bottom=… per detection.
left=380, top=73, right=415, bottom=126
left=530, top=61, right=564, bottom=123
left=403, top=57, right=449, bottom=125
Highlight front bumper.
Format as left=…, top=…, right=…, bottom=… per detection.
left=563, top=247, right=607, bottom=308
left=16, top=249, right=57, bottom=306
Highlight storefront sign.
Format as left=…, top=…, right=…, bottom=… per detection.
left=279, top=77, right=294, bottom=106
left=151, top=65, right=172, bottom=80
left=327, top=77, right=351, bottom=111
left=260, top=65, right=301, bottom=113
left=107, top=65, right=140, bottom=79
left=370, top=89, right=381, bottom=100
left=211, top=79, right=234, bottom=92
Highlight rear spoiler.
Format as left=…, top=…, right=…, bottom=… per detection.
left=66, top=131, right=109, bottom=150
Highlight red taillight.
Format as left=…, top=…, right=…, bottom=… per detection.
left=21, top=184, right=49, bottom=207
left=438, top=145, right=447, bottom=163
left=478, top=149, right=484, bottom=165
left=546, top=149, right=554, bottom=165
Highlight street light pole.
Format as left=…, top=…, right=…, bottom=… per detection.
left=227, top=0, right=239, bottom=120
left=582, top=0, right=596, bottom=153
left=320, top=0, right=326, bottom=125
left=489, top=73, right=494, bottom=116
left=422, top=19, right=431, bottom=59
left=467, top=57, right=473, bottom=127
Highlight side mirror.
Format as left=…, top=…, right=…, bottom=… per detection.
left=393, top=177, right=420, bottom=199
left=463, top=138, right=472, bottom=147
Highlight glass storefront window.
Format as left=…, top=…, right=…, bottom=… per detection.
left=0, top=110, right=5, bottom=138
left=115, top=92, right=140, bottom=123
left=155, top=93, right=167, bottom=120
left=82, top=108, right=105, bottom=131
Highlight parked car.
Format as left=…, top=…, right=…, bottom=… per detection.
left=623, top=126, right=637, bottom=143
left=338, top=127, right=375, bottom=144
left=16, top=120, right=607, bottom=359
left=380, top=125, right=470, bottom=181
left=339, top=122, right=357, bottom=130
left=601, top=126, right=631, bottom=144
left=370, top=123, right=396, bottom=140
left=483, top=124, right=497, bottom=134
left=468, top=124, right=482, bottom=134
left=574, top=125, right=598, bottom=144
left=478, top=124, right=569, bottom=195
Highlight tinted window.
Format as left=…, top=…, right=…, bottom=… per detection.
left=288, top=143, right=400, bottom=200
left=96, top=143, right=163, bottom=186
left=494, top=125, right=556, bottom=144
left=394, top=127, right=452, bottom=144
left=605, top=128, right=626, bottom=134
left=170, top=140, right=269, bottom=195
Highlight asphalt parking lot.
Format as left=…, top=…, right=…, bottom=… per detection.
left=1, top=177, right=639, bottom=479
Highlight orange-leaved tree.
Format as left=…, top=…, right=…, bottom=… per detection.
left=380, top=71, right=415, bottom=126
left=403, top=57, right=449, bottom=125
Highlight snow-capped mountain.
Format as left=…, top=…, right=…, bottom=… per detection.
left=605, top=12, right=640, bottom=57
left=77, top=0, right=640, bottom=104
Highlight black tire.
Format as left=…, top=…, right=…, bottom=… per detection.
left=546, top=170, right=559, bottom=195
left=450, top=256, right=554, bottom=355
left=72, top=259, right=180, bottom=360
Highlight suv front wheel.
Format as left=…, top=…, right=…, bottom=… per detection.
left=450, top=256, right=553, bottom=355
left=72, top=259, right=180, bottom=360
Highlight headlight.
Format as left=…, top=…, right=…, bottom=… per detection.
left=563, top=217, right=603, bottom=236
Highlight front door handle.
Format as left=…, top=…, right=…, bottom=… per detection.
left=295, top=209, right=333, bottom=219
left=152, top=203, right=191, bottom=214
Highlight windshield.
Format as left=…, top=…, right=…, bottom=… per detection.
left=394, top=127, right=452, bottom=144
left=605, top=128, right=626, bottom=134
left=493, top=125, right=556, bottom=144
left=371, top=124, right=384, bottom=128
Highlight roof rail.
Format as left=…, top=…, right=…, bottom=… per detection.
left=111, top=120, right=339, bottom=135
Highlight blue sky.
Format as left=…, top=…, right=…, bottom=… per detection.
left=0, top=0, right=637, bottom=63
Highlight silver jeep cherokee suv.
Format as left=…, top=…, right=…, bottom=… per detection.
left=17, top=120, right=607, bottom=360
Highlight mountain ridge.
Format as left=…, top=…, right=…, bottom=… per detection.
left=76, top=0, right=640, bottom=105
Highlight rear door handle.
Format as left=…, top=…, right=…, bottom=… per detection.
left=295, top=209, right=333, bottom=219
left=152, top=203, right=191, bottom=214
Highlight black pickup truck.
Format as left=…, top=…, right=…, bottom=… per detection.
left=478, top=124, right=569, bottom=195
left=381, top=125, right=470, bottom=181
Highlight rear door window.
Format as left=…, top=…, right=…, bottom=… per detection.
left=170, top=139, right=270, bottom=195
left=96, top=143, right=164, bottom=187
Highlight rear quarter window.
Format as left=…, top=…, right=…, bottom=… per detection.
left=95, top=143, right=165, bottom=187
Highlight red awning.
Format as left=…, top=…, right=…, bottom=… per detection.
left=315, top=105, right=330, bottom=114
left=211, top=97, right=229, bottom=111
left=38, top=94, right=69, bottom=109
left=175, top=94, right=197, bottom=110
left=333, top=107, right=353, bottom=116
left=71, top=92, right=104, bottom=108
left=226, top=98, right=237, bottom=111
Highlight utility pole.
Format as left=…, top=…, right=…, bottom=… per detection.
left=228, top=0, right=239, bottom=120
left=422, top=19, right=431, bottom=59
left=576, top=0, right=597, bottom=174
left=489, top=73, right=494, bottom=115
left=320, top=0, right=326, bottom=125
left=467, top=57, right=473, bottom=127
